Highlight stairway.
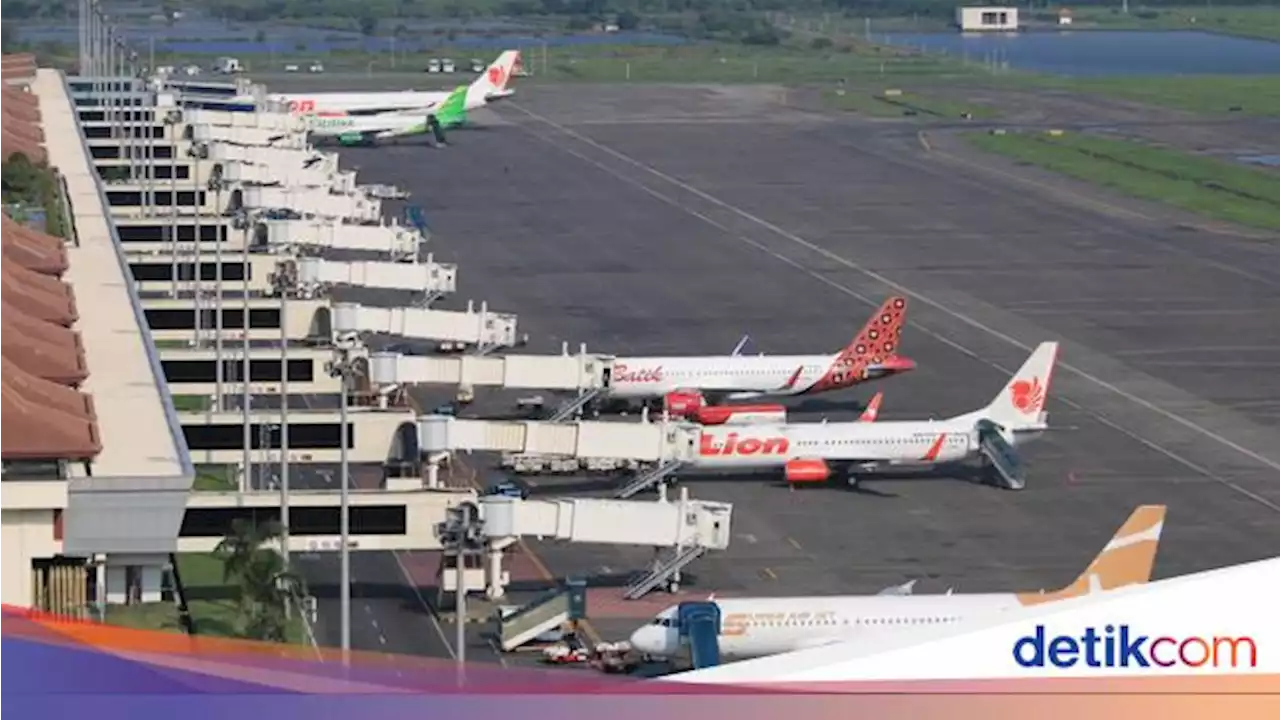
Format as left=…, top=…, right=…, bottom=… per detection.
left=549, top=387, right=604, bottom=422
left=616, top=459, right=684, bottom=499
left=623, top=545, right=708, bottom=600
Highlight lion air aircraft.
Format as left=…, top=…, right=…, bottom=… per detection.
left=603, top=296, right=914, bottom=417
left=629, top=505, right=1166, bottom=668
left=263, top=50, right=521, bottom=117
left=687, top=341, right=1060, bottom=489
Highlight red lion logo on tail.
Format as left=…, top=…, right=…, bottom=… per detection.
left=1010, top=377, right=1045, bottom=415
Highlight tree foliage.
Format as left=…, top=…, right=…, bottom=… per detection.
left=214, top=519, right=306, bottom=643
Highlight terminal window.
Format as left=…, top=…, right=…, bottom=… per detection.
left=981, top=11, right=1010, bottom=25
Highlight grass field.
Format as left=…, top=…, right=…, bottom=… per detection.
left=1058, top=6, right=1280, bottom=42
left=1011, top=74, right=1280, bottom=116
left=825, top=86, right=1000, bottom=119
left=213, top=41, right=984, bottom=84
left=171, top=394, right=211, bottom=412
left=966, top=131, right=1280, bottom=232
left=193, top=464, right=237, bottom=491
left=105, top=553, right=309, bottom=644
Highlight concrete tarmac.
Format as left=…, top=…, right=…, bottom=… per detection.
left=310, top=83, right=1279, bottom=664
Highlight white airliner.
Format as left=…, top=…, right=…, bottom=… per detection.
left=264, top=50, right=521, bottom=117
left=603, top=296, right=915, bottom=416
left=628, top=504, right=1167, bottom=669
left=687, top=341, right=1060, bottom=489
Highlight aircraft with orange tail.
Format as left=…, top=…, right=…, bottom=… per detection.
left=629, top=504, right=1167, bottom=666
left=602, top=296, right=914, bottom=417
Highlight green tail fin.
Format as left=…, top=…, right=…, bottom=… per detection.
left=437, top=86, right=468, bottom=128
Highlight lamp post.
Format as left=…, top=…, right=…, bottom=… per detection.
left=327, top=339, right=358, bottom=662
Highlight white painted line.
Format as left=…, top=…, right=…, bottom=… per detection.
left=391, top=551, right=457, bottom=660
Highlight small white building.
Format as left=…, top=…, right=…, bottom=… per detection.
left=955, top=6, right=1019, bottom=31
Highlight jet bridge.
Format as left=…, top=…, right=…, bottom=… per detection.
left=192, top=123, right=308, bottom=148
left=185, top=107, right=307, bottom=133
left=254, top=218, right=422, bottom=258
left=475, top=488, right=734, bottom=648
left=289, top=256, right=457, bottom=304
left=332, top=300, right=523, bottom=353
left=418, top=415, right=700, bottom=465
left=240, top=186, right=381, bottom=222
left=207, top=143, right=338, bottom=174
left=367, top=345, right=612, bottom=404
left=222, top=159, right=358, bottom=193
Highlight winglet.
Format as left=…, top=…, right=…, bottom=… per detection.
left=806, top=296, right=911, bottom=394
left=1017, top=505, right=1166, bottom=606
left=778, top=366, right=805, bottom=392
left=858, top=392, right=884, bottom=422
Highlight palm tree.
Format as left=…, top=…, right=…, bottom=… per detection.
left=214, top=519, right=306, bottom=641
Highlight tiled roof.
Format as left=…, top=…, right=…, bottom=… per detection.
left=1, top=60, right=102, bottom=464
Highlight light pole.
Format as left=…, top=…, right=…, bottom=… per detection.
left=328, top=339, right=357, bottom=662
left=232, top=210, right=255, bottom=492
left=165, top=110, right=181, bottom=301
left=270, top=254, right=294, bottom=564
left=436, top=502, right=483, bottom=685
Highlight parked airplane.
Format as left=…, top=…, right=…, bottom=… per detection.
left=600, top=296, right=914, bottom=416
left=306, top=86, right=467, bottom=146
left=268, top=50, right=521, bottom=117
left=687, top=341, right=1060, bottom=490
left=628, top=504, right=1167, bottom=666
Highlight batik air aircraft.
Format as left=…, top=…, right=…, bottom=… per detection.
left=689, top=341, right=1060, bottom=490
left=629, top=504, right=1166, bottom=666
left=267, top=50, right=521, bottom=117
left=602, top=296, right=915, bottom=417
left=306, top=86, right=468, bottom=146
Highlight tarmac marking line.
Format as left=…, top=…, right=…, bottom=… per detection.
left=390, top=550, right=457, bottom=660
left=507, top=102, right=1280, bottom=482
left=506, top=103, right=1280, bottom=515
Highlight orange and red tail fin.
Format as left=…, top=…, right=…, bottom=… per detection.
left=807, top=296, right=911, bottom=394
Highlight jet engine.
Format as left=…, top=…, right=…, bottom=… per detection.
left=784, top=458, right=830, bottom=484
left=663, top=390, right=705, bottom=417
left=695, top=404, right=786, bottom=426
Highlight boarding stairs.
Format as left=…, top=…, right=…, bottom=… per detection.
left=623, top=544, right=708, bottom=600
left=616, top=459, right=685, bottom=500
left=976, top=419, right=1027, bottom=490
left=548, top=388, right=606, bottom=422
left=496, top=579, right=587, bottom=651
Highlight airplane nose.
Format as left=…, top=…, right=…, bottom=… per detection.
left=629, top=627, right=661, bottom=655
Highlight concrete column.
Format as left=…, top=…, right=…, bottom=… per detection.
left=426, top=459, right=441, bottom=489
left=485, top=546, right=506, bottom=600
left=140, top=565, right=164, bottom=603
left=105, top=566, right=127, bottom=604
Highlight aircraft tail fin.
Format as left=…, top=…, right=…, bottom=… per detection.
left=466, top=50, right=521, bottom=107
left=976, top=342, right=1059, bottom=431
left=806, top=296, right=912, bottom=393
left=1017, top=505, right=1166, bottom=606
left=858, top=392, right=884, bottom=422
